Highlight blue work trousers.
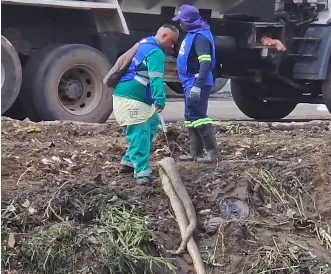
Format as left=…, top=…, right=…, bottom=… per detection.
left=184, top=85, right=213, bottom=128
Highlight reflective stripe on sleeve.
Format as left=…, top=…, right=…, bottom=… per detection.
left=198, top=54, right=212, bottom=62
left=148, top=72, right=164, bottom=78
left=134, top=75, right=150, bottom=86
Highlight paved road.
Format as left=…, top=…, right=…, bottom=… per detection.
left=109, top=98, right=331, bottom=122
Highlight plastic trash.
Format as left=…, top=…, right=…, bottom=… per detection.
left=219, top=196, right=250, bottom=221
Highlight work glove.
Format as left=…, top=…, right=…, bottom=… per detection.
left=189, top=86, right=201, bottom=101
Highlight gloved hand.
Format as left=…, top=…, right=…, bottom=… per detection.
left=189, top=86, right=201, bottom=101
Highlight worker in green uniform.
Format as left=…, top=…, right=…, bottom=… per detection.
left=113, top=24, right=179, bottom=184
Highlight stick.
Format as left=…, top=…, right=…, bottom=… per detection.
left=16, top=168, right=30, bottom=186
left=44, top=181, right=69, bottom=221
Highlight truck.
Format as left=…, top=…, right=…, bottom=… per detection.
left=1, top=0, right=331, bottom=122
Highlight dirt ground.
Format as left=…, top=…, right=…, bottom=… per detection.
left=1, top=117, right=331, bottom=274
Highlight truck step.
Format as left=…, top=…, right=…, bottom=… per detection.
left=289, top=37, right=322, bottom=60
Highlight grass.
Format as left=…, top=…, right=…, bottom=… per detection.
left=98, top=205, right=176, bottom=274
left=3, top=205, right=175, bottom=274
left=199, top=167, right=331, bottom=274
left=247, top=240, right=302, bottom=274
left=27, top=222, right=84, bottom=274
left=246, top=168, right=331, bottom=272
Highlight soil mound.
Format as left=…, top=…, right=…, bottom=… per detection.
left=2, top=118, right=331, bottom=274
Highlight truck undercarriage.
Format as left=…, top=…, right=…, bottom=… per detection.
left=1, top=0, right=330, bottom=121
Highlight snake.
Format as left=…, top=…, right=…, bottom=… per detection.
left=158, top=157, right=206, bottom=274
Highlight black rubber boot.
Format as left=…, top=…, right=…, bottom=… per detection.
left=119, top=164, right=134, bottom=174
left=136, top=177, right=151, bottom=185
left=197, top=124, right=219, bottom=163
left=179, top=128, right=203, bottom=161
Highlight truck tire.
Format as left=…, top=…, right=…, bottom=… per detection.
left=19, top=45, right=62, bottom=122
left=212, top=78, right=229, bottom=93
left=322, top=62, right=331, bottom=113
left=32, top=44, right=113, bottom=122
left=166, top=78, right=229, bottom=95
left=3, top=99, right=27, bottom=120
left=166, top=83, right=183, bottom=94
left=1, top=36, right=22, bottom=114
left=231, top=79, right=297, bottom=120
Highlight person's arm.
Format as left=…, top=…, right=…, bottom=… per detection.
left=145, top=49, right=166, bottom=110
left=194, top=34, right=212, bottom=88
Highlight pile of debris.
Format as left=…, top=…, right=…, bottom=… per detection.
left=1, top=118, right=331, bottom=274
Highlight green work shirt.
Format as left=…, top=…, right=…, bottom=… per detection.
left=113, top=47, right=166, bottom=110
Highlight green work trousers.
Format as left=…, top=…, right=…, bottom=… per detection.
left=120, top=113, right=160, bottom=178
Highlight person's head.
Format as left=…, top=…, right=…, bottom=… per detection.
left=172, top=5, right=209, bottom=32
left=155, top=24, right=179, bottom=53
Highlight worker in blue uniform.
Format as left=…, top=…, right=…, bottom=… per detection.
left=173, top=5, right=219, bottom=163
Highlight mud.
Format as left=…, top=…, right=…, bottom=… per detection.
left=1, top=118, right=331, bottom=274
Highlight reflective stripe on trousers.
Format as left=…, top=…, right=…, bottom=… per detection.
left=184, top=85, right=213, bottom=127
left=184, top=117, right=213, bottom=128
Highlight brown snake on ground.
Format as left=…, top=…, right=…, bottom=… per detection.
left=158, top=157, right=206, bottom=274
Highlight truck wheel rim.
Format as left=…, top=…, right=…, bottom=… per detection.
left=58, top=65, right=102, bottom=115
left=1, top=62, right=5, bottom=90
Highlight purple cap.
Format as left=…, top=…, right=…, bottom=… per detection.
left=172, top=4, right=200, bottom=22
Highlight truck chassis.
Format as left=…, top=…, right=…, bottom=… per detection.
left=1, top=0, right=331, bottom=122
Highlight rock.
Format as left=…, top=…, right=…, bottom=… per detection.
left=8, top=233, right=16, bottom=248
left=63, top=158, right=73, bottom=164
left=87, top=236, right=98, bottom=245
left=7, top=204, right=16, bottom=212
left=22, top=200, right=31, bottom=208
left=264, top=203, right=272, bottom=209
left=204, top=217, right=223, bottom=234
left=81, top=167, right=90, bottom=173
left=213, top=179, right=222, bottom=184
left=109, top=195, right=118, bottom=203
left=256, top=207, right=269, bottom=217
left=286, top=208, right=297, bottom=219
left=199, top=209, right=211, bottom=215
left=71, top=154, right=78, bottom=160
left=96, top=228, right=107, bottom=234
left=51, top=156, right=61, bottom=163
left=235, top=148, right=245, bottom=157
left=41, top=158, right=53, bottom=165
left=28, top=207, right=36, bottom=215
left=39, top=141, right=55, bottom=149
